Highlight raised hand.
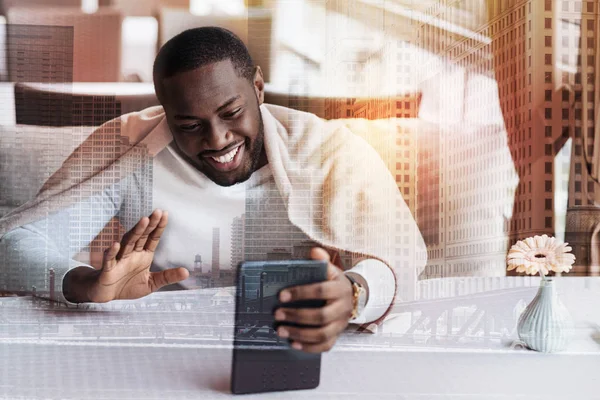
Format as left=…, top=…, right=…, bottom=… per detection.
left=64, top=209, right=189, bottom=303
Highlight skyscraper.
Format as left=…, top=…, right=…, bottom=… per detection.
left=48, top=268, right=55, bottom=302
left=230, top=215, right=245, bottom=269
left=485, top=0, right=599, bottom=276
left=415, top=0, right=519, bottom=279
left=212, top=227, right=220, bottom=280
left=561, top=1, right=600, bottom=275
left=242, top=181, right=313, bottom=262
left=0, top=24, right=74, bottom=297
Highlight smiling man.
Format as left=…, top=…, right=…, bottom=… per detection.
left=160, top=58, right=268, bottom=187
left=0, top=27, right=425, bottom=353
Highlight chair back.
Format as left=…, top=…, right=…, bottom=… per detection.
left=6, top=7, right=122, bottom=82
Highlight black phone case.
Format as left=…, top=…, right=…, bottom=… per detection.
left=230, top=260, right=328, bottom=395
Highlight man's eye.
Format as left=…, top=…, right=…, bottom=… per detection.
left=180, top=123, right=200, bottom=131
left=224, top=108, right=242, bottom=118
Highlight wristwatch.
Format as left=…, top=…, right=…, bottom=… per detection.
left=345, top=273, right=367, bottom=320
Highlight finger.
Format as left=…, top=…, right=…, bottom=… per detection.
left=276, top=300, right=352, bottom=326
left=117, top=216, right=149, bottom=260
left=134, top=209, right=162, bottom=251
left=279, top=280, right=344, bottom=303
left=102, top=242, right=120, bottom=272
left=290, top=336, right=338, bottom=354
left=149, top=267, right=189, bottom=292
left=310, top=247, right=330, bottom=262
left=145, top=210, right=169, bottom=252
left=278, top=319, right=348, bottom=345
left=310, top=247, right=342, bottom=280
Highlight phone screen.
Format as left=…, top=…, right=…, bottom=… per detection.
left=230, top=260, right=327, bottom=394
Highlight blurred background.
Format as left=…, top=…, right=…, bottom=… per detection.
left=0, top=0, right=598, bottom=302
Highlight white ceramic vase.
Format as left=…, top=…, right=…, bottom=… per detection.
left=517, top=278, right=573, bottom=353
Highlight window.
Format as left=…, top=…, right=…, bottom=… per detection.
left=545, top=144, right=553, bottom=155
left=545, top=108, right=552, bottom=119
left=545, top=54, right=552, bottom=65
left=575, top=163, right=582, bottom=174
left=545, top=217, right=553, bottom=228
left=588, top=128, right=595, bottom=138
left=562, top=91, right=569, bottom=102
left=588, top=182, right=595, bottom=193
left=562, top=1, right=569, bottom=12
left=545, top=199, right=553, bottom=210
left=545, top=72, right=552, bottom=83
left=545, top=181, right=552, bottom=192
left=588, top=38, right=595, bottom=49
left=545, top=126, right=552, bottom=137
left=545, top=36, right=552, bottom=47
left=545, top=18, right=552, bottom=29
left=575, top=181, right=582, bottom=192
left=588, top=2, right=595, bottom=12
left=545, top=0, right=552, bottom=11
left=545, top=162, right=553, bottom=174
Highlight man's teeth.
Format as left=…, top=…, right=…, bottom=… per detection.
left=212, top=146, right=239, bottom=163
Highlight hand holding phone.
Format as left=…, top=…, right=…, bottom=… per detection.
left=273, top=248, right=355, bottom=353
left=231, top=248, right=355, bottom=394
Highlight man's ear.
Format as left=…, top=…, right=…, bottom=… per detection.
left=252, top=66, right=265, bottom=105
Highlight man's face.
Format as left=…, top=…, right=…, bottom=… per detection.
left=160, top=59, right=266, bottom=187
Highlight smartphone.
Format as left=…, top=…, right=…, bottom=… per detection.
left=230, top=260, right=328, bottom=395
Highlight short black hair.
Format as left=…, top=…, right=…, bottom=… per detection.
left=153, top=27, right=254, bottom=100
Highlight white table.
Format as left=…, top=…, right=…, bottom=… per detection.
left=0, top=277, right=598, bottom=399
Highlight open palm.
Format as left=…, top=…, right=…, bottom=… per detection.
left=87, top=209, right=189, bottom=303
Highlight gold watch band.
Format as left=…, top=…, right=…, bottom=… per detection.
left=346, top=275, right=361, bottom=319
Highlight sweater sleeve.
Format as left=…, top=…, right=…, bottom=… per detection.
left=344, top=258, right=395, bottom=324
left=0, top=180, right=126, bottom=304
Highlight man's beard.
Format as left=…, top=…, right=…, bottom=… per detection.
left=208, top=113, right=265, bottom=187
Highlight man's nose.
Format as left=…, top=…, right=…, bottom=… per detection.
left=204, top=121, right=232, bottom=150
